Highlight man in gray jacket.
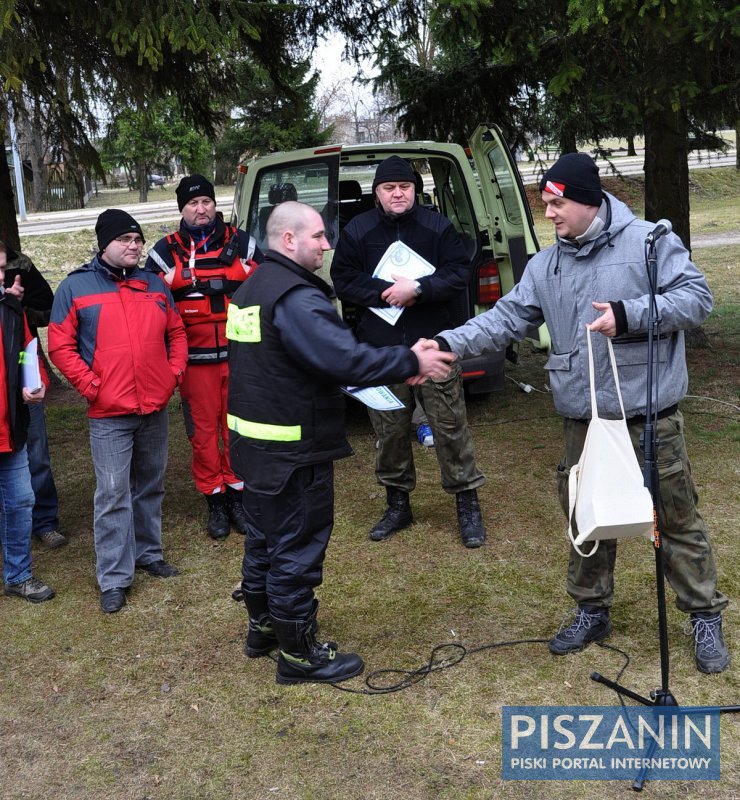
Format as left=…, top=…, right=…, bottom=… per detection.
left=428, top=152, right=729, bottom=674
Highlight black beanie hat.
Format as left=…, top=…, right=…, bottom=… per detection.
left=95, top=209, right=145, bottom=252
left=176, top=174, right=216, bottom=211
left=372, top=156, right=416, bottom=191
left=539, top=153, right=603, bottom=207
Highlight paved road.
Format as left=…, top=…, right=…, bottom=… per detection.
left=16, top=150, right=736, bottom=237
left=17, top=194, right=235, bottom=237
left=692, top=232, right=740, bottom=249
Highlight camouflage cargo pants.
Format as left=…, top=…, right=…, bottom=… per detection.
left=556, top=410, right=728, bottom=614
left=368, top=363, right=485, bottom=495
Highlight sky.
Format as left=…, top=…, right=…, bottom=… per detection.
left=311, top=32, right=375, bottom=105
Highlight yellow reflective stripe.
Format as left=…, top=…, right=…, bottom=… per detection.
left=226, top=304, right=261, bottom=342
left=227, top=413, right=301, bottom=442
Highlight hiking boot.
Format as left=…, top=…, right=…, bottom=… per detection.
left=243, top=591, right=278, bottom=658
left=226, top=487, right=250, bottom=535
left=416, top=423, right=434, bottom=447
left=205, top=492, right=230, bottom=539
left=4, top=576, right=55, bottom=603
left=35, top=530, right=68, bottom=549
left=369, top=487, right=413, bottom=541
left=455, top=489, right=486, bottom=548
left=549, top=605, right=612, bottom=655
left=272, top=613, right=364, bottom=685
left=691, top=613, right=730, bottom=674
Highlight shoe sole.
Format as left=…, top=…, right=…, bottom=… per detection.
left=4, top=588, right=55, bottom=603
left=696, top=657, right=731, bottom=674
left=462, top=536, right=485, bottom=548
left=245, top=644, right=277, bottom=658
left=275, top=663, right=365, bottom=686
left=548, top=624, right=612, bottom=656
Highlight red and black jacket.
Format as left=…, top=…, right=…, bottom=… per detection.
left=48, top=257, right=188, bottom=419
left=146, top=218, right=257, bottom=364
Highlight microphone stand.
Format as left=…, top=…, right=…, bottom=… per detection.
left=588, top=233, right=739, bottom=791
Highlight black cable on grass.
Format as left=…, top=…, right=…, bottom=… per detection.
left=252, top=631, right=634, bottom=697
left=330, top=638, right=553, bottom=695
left=329, top=638, right=632, bottom=696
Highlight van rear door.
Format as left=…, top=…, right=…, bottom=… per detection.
left=468, top=124, right=539, bottom=289
left=231, top=147, right=342, bottom=257
left=468, top=124, right=549, bottom=350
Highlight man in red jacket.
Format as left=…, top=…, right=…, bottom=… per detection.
left=49, top=210, right=188, bottom=613
left=146, top=175, right=259, bottom=540
left=0, top=239, right=55, bottom=602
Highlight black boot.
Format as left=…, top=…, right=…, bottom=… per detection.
left=243, top=591, right=278, bottom=657
left=272, top=612, right=364, bottom=685
left=455, top=489, right=486, bottom=548
left=369, top=487, right=413, bottom=541
left=226, top=487, right=250, bottom=535
left=205, top=493, right=230, bottom=539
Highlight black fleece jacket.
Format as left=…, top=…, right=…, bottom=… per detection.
left=330, top=204, right=473, bottom=347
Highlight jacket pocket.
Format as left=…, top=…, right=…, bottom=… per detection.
left=611, top=339, right=668, bottom=367
left=544, top=352, right=572, bottom=372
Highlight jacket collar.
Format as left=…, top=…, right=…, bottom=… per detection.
left=264, top=250, right=334, bottom=299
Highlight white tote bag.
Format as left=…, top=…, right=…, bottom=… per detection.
left=567, top=329, right=655, bottom=557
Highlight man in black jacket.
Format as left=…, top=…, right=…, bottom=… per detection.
left=226, top=201, right=455, bottom=685
left=2, top=245, right=65, bottom=550
left=331, top=156, right=486, bottom=548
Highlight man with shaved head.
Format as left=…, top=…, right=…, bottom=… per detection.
left=227, top=201, right=456, bottom=685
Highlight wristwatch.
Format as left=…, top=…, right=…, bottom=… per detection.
left=413, top=281, right=423, bottom=299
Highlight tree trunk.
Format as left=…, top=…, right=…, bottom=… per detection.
left=626, top=134, right=636, bottom=157
left=559, top=129, right=577, bottom=154
left=138, top=162, right=148, bottom=203
left=644, top=106, right=690, bottom=251
left=30, top=100, right=47, bottom=213
left=0, top=120, right=22, bottom=251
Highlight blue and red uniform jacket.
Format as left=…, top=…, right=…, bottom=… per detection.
left=48, top=256, right=188, bottom=419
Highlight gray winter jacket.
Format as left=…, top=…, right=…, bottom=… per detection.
left=437, top=193, right=713, bottom=419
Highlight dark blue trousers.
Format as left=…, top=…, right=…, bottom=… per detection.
left=241, top=462, right=334, bottom=620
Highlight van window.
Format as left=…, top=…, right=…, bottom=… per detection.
left=336, top=156, right=478, bottom=255
left=486, top=146, right=524, bottom=226
left=247, top=159, right=338, bottom=251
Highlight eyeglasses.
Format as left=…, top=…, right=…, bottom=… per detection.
left=113, top=236, right=145, bottom=247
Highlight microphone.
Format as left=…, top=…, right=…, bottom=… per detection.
left=645, top=219, right=672, bottom=244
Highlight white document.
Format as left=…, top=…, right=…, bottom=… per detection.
left=342, top=385, right=405, bottom=411
left=369, top=241, right=436, bottom=326
left=21, top=337, right=42, bottom=391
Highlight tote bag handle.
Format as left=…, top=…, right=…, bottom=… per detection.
left=567, top=328, right=628, bottom=558
left=587, top=327, right=626, bottom=422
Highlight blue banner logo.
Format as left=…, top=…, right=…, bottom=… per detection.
left=502, top=706, right=720, bottom=780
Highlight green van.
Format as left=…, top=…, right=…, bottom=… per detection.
left=230, top=123, right=549, bottom=394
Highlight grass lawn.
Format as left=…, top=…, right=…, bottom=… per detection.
left=2, top=171, right=739, bottom=799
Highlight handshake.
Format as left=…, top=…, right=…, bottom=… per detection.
left=408, top=338, right=453, bottom=385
